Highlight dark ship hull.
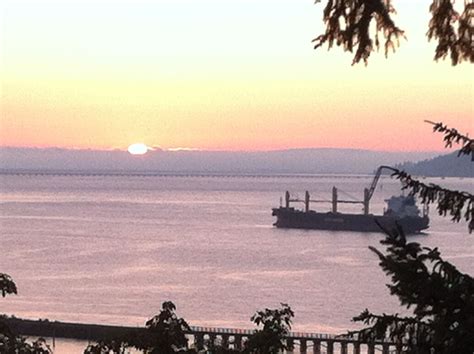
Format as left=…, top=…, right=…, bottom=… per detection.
left=272, top=207, right=429, bottom=234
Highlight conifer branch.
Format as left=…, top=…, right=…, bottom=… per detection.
left=425, top=120, right=474, bottom=160
left=314, top=0, right=474, bottom=65
left=390, top=168, right=474, bottom=232
left=427, top=1, right=474, bottom=65
left=313, top=0, right=404, bottom=65
left=349, top=229, right=474, bottom=352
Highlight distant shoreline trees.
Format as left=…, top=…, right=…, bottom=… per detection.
left=394, top=152, right=473, bottom=178
left=391, top=122, right=474, bottom=233
left=394, top=122, right=474, bottom=177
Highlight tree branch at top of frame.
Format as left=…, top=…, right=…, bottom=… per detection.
left=313, top=0, right=474, bottom=65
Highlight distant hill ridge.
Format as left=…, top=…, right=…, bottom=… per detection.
left=0, top=147, right=441, bottom=175
left=395, top=151, right=473, bottom=178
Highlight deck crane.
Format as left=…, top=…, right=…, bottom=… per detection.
left=274, top=165, right=429, bottom=233
left=283, top=165, right=399, bottom=214
left=363, top=165, right=398, bottom=215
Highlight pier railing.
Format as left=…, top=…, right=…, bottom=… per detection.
left=4, top=318, right=400, bottom=353
left=189, top=326, right=398, bottom=353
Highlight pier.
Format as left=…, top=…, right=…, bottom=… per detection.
left=4, top=318, right=399, bottom=353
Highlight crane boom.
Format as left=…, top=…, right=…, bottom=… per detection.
left=366, top=165, right=398, bottom=204
left=283, top=165, right=400, bottom=216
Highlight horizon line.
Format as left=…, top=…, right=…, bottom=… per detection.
left=0, top=145, right=447, bottom=154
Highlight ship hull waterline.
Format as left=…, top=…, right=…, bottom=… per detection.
left=272, top=208, right=430, bottom=234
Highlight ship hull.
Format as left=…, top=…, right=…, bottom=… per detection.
left=272, top=208, right=429, bottom=234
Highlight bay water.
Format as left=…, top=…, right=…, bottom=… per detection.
left=1, top=174, right=473, bottom=349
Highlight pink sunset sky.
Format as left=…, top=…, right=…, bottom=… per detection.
left=1, top=0, right=472, bottom=152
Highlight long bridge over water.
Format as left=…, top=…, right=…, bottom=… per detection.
left=4, top=318, right=400, bottom=353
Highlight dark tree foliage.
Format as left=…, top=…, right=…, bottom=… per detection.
left=313, top=0, right=474, bottom=65
left=1, top=275, right=53, bottom=353
left=84, top=304, right=297, bottom=354
left=29, top=337, right=53, bottom=354
left=126, top=301, right=192, bottom=354
left=202, top=338, right=241, bottom=354
left=350, top=226, right=474, bottom=353
left=426, top=120, right=474, bottom=160
left=83, top=302, right=195, bottom=354
left=349, top=122, right=474, bottom=352
left=244, top=303, right=294, bottom=354
left=83, top=340, right=128, bottom=354
left=0, top=332, right=52, bottom=354
left=427, top=1, right=474, bottom=65
left=391, top=122, right=474, bottom=232
left=0, top=273, right=17, bottom=298
left=392, top=168, right=474, bottom=232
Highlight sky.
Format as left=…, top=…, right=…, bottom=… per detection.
left=1, top=0, right=472, bottom=152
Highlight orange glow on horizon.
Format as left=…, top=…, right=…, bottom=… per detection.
left=1, top=1, right=472, bottom=153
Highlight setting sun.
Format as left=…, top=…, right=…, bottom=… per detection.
left=127, top=143, right=148, bottom=155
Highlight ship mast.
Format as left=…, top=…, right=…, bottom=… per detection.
left=282, top=165, right=399, bottom=214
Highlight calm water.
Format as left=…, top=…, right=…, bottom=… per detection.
left=1, top=174, right=473, bottom=337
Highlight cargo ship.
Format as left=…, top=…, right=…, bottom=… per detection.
left=272, top=166, right=429, bottom=234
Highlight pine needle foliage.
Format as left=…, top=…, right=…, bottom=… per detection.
left=427, top=0, right=474, bottom=65
left=390, top=122, right=474, bottom=232
left=391, top=169, right=474, bottom=232
left=425, top=120, right=474, bottom=160
left=350, top=122, right=474, bottom=352
left=314, top=0, right=474, bottom=65
left=351, top=226, right=474, bottom=353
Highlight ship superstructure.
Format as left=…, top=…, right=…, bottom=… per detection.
left=272, top=166, right=429, bottom=234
